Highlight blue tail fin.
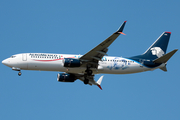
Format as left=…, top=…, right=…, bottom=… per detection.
left=142, top=32, right=171, bottom=60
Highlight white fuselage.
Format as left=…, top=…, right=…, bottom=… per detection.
left=2, top=53, right=163, bottom=74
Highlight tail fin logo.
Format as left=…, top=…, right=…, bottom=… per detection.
left=150, top=47, right=165, bottom=58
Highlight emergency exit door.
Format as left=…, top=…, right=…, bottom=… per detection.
left=22, top=54, right=27, bottom=61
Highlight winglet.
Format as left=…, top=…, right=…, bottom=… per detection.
left=97, top=76, right=104, bottom=90
left=97, top=85, right=102, bottom=90
left=116, top=21, right=127, bottom=35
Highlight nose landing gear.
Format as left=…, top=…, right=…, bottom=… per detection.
left=12, top=67, right=22, bottom=76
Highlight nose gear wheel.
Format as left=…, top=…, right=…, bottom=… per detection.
left=18, top=71, right=22, bottom=76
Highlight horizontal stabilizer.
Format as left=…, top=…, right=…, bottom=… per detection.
left=153, top=49, right=178, bottom=63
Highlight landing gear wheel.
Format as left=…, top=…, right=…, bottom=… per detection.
left=18, top=72, right=22, bottom=76
left=85, top=70, right=92, bottom=76
left=84, top=79, right=89, bottom=85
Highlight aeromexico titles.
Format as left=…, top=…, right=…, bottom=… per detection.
left=2, top=21, right=178, bottom=90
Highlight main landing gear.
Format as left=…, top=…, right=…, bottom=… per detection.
left=85, top=69, right=92, bottom=76
left=84, top=78, right=89, bottom=84
left=84, top=66, right=93, bottom=85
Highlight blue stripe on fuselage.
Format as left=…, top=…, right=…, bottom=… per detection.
left=127, top=57, right=161, bottom=68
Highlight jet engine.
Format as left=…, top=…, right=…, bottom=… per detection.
left=57, top=73, right=76, bottom=82
left=63, top=58, right=81, bottom=67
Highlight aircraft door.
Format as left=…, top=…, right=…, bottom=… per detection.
left=22, top=54, right=27, bottom=61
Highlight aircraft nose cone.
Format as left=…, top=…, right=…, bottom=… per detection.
left=2, top=59, right=8, bottom=66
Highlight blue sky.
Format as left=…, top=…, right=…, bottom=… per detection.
left=0, top=0, right=180, bottom=120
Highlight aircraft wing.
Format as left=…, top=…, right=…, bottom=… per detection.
left=80, top=21, right=127, bottom=68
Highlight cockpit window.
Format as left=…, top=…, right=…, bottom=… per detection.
left=10, top=56, right=16, bottom=58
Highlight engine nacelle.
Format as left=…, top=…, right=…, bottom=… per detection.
left=63, top=58, right=81, bottom=67
left=57, top=73, right=76, bottom=82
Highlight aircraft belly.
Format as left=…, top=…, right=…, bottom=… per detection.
left=27, top=61, right=65, bottom=71
left=65, top=67, right=86, bottom=74
left=98, top=63, right=150, bottom=74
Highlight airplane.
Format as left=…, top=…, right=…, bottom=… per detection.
left=2, top=21, right=178, bottom=90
